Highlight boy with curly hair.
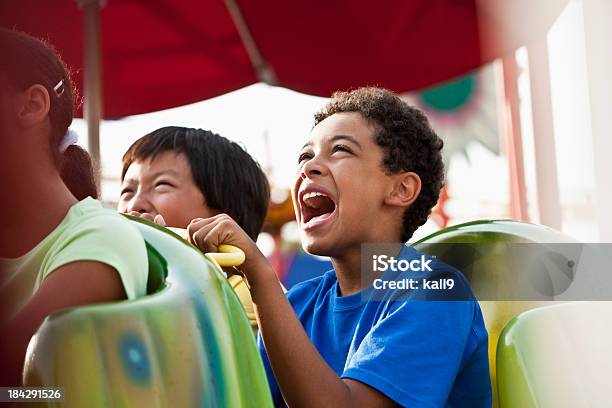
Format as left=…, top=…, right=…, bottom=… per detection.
left=188, top=88, right=492, bottom=407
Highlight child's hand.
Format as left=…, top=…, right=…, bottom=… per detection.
left=187, top=214, right=268, bottom=279
left=126, top=211, right=166, bottom=226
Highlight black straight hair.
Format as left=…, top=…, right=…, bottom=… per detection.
left=122, top=127, right=270, bottom=240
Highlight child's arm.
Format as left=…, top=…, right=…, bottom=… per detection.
left=188, top=215, right=396, bottom=408
left=251, top=263, right=395, bottom=407
left=0, top=262, right=126, bottom=386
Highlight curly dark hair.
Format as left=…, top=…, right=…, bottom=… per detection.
left=314, top=87, right=444, bottom=242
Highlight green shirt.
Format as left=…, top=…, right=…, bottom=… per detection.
left=0, top=198, right=148, bottom=320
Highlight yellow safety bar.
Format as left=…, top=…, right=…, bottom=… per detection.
left=167, top=227, right=246, bottom=268
left=205, top=244, right=246, bottom=267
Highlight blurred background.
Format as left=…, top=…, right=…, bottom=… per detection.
left=2, top=0, right=610, bottom=287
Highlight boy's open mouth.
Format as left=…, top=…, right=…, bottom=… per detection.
left=300, top=190, right=337, bottom=230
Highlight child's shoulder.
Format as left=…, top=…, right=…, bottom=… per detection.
left=64, top=198, right=143, bottom=237
left=69, top=197, right=122, bottom=220
left=285, top=268, right=336, bottom=302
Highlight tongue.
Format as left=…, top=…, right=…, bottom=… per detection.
left=305, top=196, right=335, bottom=215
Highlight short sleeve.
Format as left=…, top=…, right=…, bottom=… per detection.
left=342, top=300, right=476, bottom=407
left=43, top=214, right=148, bottom=300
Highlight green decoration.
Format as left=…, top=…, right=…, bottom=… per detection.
left=419, top=75, right=476, bottom=112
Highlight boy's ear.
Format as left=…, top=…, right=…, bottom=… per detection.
left=384, top=172, right=421, bottom=208
left=17, top=84, right=51, bottom=128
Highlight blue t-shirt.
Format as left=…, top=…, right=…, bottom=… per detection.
left=258, top=245, right=492, bottom=407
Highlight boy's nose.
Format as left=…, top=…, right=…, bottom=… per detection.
left=126, top=192, right=154, bottom=215
left=301, top=156, right=328, bottom=179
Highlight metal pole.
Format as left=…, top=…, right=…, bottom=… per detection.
left=223, top=0, right=278, bottom=85
left=527, top=38, right=562, bottom=229
left=78, top=0, right=105, bottom=189
left=497, top=55, right=529, bottom=221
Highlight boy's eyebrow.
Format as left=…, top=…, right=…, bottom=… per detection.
left=330, top=134, right=362, bottom=149
left=301, top=135, right=362, bottom=150
left=150, top=170, right=179, bottom=178
left=301, top=141, right=313, bottom=150
left=122, top=170, right=179, bottom=184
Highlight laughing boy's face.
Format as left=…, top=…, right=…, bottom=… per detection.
left=292, top=112, right=399, bottom=257
left=118, top=151, right=217, bottom=228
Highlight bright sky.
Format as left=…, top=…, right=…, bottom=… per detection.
left=72, top=84, right=328, bottom=196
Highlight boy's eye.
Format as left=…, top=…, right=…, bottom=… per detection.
left=332, top=144, right=352, bottom=154
left=120, top=187, right=133, bottom=196
left=155, top=181, right=174, bottom=189
left=298, top=152, right=313, bottom=164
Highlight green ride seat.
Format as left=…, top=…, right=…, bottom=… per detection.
left=22, top=217, right=273, bottom=407
left=413, top=220, right=577, bottom=407
left=144, top=242, right=168, bottom=295
left=497, top=302, right=612, bottom=407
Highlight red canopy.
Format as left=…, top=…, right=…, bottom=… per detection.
left=0, top=0, right=564, bottom=119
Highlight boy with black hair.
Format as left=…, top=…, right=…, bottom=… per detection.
left=118, top=126, right=269, bottom=240
left=118, top=126, right=270, bottom=331
left=188, top=88, right=491, bottom=407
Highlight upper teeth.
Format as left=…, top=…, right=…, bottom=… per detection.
left=303, top=191, right=328, bottom=200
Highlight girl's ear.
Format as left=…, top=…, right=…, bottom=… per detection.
left=17, top=84, right=50, bottom=128
left=384, top=172, right=421, bottom=208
